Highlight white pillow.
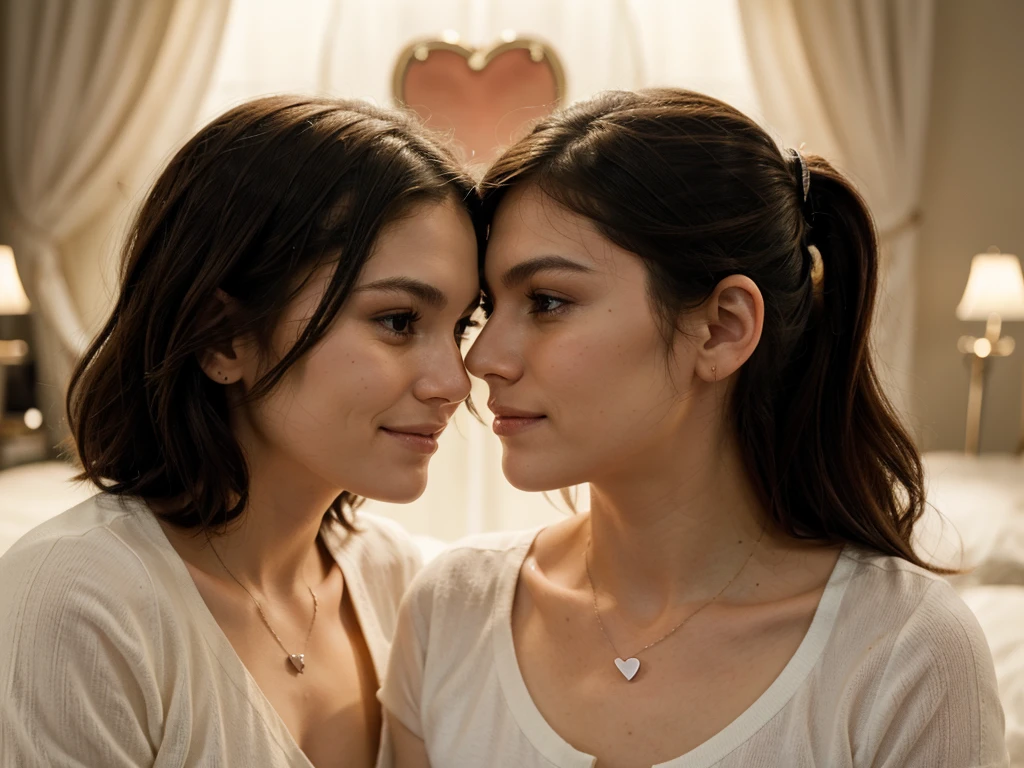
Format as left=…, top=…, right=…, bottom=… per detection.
left=959, top=585, right=1024, bottom=765
left=916, top=452, right=1024, bottom=588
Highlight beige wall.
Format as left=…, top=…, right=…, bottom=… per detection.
left=914, top=0, right=1024, bottom=453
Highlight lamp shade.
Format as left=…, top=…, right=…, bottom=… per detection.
left=0, top=245, right=30, bottom=315
left=956, top=253, right=1024, bottom=321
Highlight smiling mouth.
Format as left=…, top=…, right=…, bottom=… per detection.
left=491, top=415, right=546, bottom=437
left=380, top=426, right=445, bottom=454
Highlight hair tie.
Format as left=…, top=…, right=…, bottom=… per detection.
left=788, top=147, right=810, bottom=202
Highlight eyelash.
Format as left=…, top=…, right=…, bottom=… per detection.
left=527, top=292, right=571, bottom=316
left=376, top=311, right=479, bottom=343
left=376, top=311, right=421, bottom=337
left=475, top=292, right=572, bottom=320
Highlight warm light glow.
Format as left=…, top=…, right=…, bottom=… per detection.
left=0, top=245, right=30, bottom=315
left=23, top=408, right=43, bottom=430
left=956, top=253, right=1024, bottom=321
left=973, top=338, right=993, bottom=358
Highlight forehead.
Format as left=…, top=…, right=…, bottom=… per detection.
left=359, top=197, right=477, bottom=283
left=485, top=184, right=624, bottom=277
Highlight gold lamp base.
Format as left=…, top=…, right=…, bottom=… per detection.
left=958, top=314, right=1014, bottom=454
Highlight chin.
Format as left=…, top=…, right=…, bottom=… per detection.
left=353, top=472, right=429, bottom=505
left=501, top=453, right=583, bottom=493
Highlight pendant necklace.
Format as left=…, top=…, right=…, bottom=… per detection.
left=583, top=524, right=764, bottom=682
left=209, top=541, right=318, bottom=674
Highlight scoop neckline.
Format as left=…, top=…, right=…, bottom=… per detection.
left=491, top=530, right=858, bottom=768
left=127, top=497, right=387, bottom=768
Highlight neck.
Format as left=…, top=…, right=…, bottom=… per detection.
left=181, top=428, right=341, bottom=599
left=583, top=427, right=770, bottom=617
left=205, top=484, right=334, bottom=596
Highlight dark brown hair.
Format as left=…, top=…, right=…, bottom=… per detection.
left=67, top=95, right=479, bottom=532
left=481, top=88, right=940, bottom=571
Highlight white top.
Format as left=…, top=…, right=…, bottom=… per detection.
left=0, top=493, right=421, bottom=768
left=380, top=528, right=1010, bottom=768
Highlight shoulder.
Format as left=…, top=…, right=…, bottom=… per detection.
left=417, top=527, right=539, bottom=589
left=402, top=527, right=540, bottom=623
left=884, top=569, right=995, bottom=682
left=839, top=548, right=1002, bottom=711
left=838, top=551, right=1008, bottom=763
left=841, top=547, right=987, bottom=648
left=0, top=494, right=166, bottom=670
left=0, top=493, right=160, bottom=604
left=325, top=512, right=424, bottom=594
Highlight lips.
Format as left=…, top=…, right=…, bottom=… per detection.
left=380, top=423, right=446, bottom=454
left=488, top=402, right=546, bottom=437
left=382, top=424, right=446, bottom=438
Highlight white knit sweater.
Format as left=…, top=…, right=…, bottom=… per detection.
left=381, top=528, right=1010, bottom=767
left=0, top=493, right=421, bottom=767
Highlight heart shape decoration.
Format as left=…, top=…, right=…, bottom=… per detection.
left=392, top=32, right=566, bottom=167
left=289, top=653, right=305, bottom=673
left=614, top=656, right=640, bottom=681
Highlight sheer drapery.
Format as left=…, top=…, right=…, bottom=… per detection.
left=0, top=0, right=230, bottom=438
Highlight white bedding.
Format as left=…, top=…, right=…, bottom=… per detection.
left=917, top=452, right=1024, bottom=586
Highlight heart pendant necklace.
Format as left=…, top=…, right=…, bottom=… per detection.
left=209, top=539, right=319, bottom=674
left=583, top=525, right=763, bottom=682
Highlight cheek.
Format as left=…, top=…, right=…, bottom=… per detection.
left=534, top=318, right=669, bottom=423
left=299, top=334, right=413, bottom=423
left=257, top=330, right=414, bottom=451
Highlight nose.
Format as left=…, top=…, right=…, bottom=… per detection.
left=413, top=336, right=472, bottom=407
left=465, top=313, right=522, bottom=384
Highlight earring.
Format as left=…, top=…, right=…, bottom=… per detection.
left=711, top=365, right=717, bottom=382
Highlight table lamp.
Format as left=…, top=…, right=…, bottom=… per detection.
left=0, top=245, right=31, bottom=419
left=955, top=249, right=1024, bottom=453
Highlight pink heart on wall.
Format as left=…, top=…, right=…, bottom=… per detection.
left=393, top=36, right=566, bottom=168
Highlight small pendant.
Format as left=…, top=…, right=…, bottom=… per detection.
left=289, top=653, right=305, bottom=673
left=614, top=657, right=640, bottom=681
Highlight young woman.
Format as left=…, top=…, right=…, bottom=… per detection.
left=0, top=96, right=481, bottom=767
left=381, top=89, right=1009, bottom=767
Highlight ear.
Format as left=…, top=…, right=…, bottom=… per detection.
left=197, top=289, right=249, bottom=386
left=693, top=275, right=763, bottom=383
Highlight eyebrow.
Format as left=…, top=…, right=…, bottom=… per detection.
left=500, top=255, right=594, bottom=289
left=355, top=277, right=448, bottom=309
left=355, top=276, right=481, bottom=315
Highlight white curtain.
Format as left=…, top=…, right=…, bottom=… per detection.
left=0, top=0, right=230, bottom=439
left=737, top=0, right=935, bottom=420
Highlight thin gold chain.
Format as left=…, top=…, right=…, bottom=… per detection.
left=208, top=540, right=318, bottom=659
left=583, top=523, right=765, bottom=660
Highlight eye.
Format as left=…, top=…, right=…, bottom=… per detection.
left=528, top=292, right=571, bottom=315
left=377, top=311, right=420, bottom=337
